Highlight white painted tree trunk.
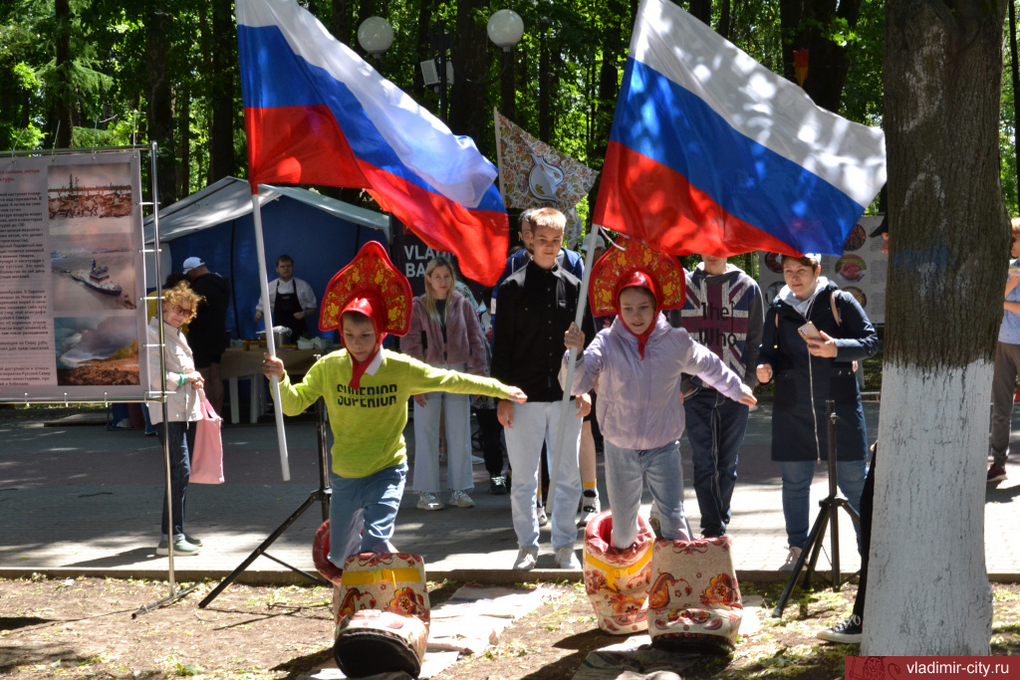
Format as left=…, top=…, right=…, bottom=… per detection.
left=863, top=361, right=993, bottom=654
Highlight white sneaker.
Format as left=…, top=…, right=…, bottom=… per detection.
left=471, top=455, right=484, bottom=465
left=555, top=547, right=581, bottom=570
left=513, top=547, right=538, bottom=571
left=779, top=545, right=802, bottom=571
left=417, top=492, right=445, bottom=511
left=449, top=490, right=475, bottom=508
left=577, top=488, right=601, bottom=527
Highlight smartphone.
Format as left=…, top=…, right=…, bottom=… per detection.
left=798, top=321, right=822, bottom=341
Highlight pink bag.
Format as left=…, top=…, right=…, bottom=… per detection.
left=191, top=393, right=224, bottom=484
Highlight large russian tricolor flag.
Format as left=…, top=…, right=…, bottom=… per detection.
left=593, top=0, right=886, bottom=257
left=236, top=0, right=509, bottom=285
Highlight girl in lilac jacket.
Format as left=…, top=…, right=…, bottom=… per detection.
left=562, top=267, right=756, bottom=550
left=401, top=257, right=489, bottom=510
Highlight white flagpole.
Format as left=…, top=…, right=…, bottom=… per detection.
left=493, top=107, right=506, bottom=204
left=251, top=186, right=292, bottom=481
left=545, top=234, right=599, bottom=518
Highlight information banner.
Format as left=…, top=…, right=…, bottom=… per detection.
left=757, top=215, right=887, bottom=325
left=0, top=152, right=148, bottom=401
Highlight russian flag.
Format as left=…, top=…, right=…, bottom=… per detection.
left=236, top=0, right=509, bottom=285
left=593, top=0, right=886, bottom=257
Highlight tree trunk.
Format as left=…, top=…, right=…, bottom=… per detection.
left=52, top=0, right=73, bottom=149
left=689, top=0, right=712, bottom=25
left=538, top=30, right=551, bottom=143
left=413, top=0, right=433, bottom=103
left=588, top=0, right=628, bottom=215
left=209, top=0, right=235, bottom=183
left=332, top=0, right=350, bottom=46
left=718, top=0, right=731, bottom=41
left=147, top=1, right=176, bottom=207
left=779, top=0, right=863, bottom=113
left=176, top=85, right=191, bottom=199
left=448, top=0, right=488, bottom=151
left=865, top=0, right=1006, bottom=654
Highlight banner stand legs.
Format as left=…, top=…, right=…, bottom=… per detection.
left=198, top=398, right=331, bottom=608
left=132, top=582, right=202, bottom=618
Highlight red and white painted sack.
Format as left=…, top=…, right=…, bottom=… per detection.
left=582, top=510, right=654, bottom=634
left=332, top=552, right=431, bottom=678
left=647, top=536, right=743, bottom=652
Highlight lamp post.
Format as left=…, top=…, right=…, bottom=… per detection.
left=358, top=10, right=523, bottom=122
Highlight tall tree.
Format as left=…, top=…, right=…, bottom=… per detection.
left=332, top=0, right=350, bottom=46
left=52, top=0, right=74, bottom=148
left=208, top=0, right=234, bottom=183
left=865, top=0, right=1005, bottom=654
left=448, top=0, right=489, bottom=150
left=779, top=0, right=863, bottom=113
left=147, top=0, right=176, bottom=206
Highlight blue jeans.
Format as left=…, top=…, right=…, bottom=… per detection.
left=604, top=439, right=693, bottom=549
left=328, top=462, right=407, bottom=568
left=781, top=459, right=866, bottom=549
left=683, top=389, right=749, bottom=536
left=157, top=421, right=197, bottom=538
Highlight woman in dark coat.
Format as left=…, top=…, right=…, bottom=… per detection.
left=756, top=254, right=879, bottom=570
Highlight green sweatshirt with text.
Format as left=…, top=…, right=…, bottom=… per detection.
left=278, top=348, right=514, bottom=478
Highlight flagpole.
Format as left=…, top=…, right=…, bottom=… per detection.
left=251, top=185, right=292, bottom=482
left=493, top=107, right=506, bottom=204
left=546, top=235, right=599, bottom=518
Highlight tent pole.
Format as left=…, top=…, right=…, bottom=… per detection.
left=545, top=233, right=599, bottom=519
left=251, top=186, right=292, bottom=481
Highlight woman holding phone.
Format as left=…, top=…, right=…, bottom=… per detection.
left=755, top=253, right=879, bottom=570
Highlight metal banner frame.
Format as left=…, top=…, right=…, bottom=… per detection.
left=1, top=142, right=196, bottom=614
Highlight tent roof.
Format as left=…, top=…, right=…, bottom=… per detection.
left=143, top=176, right=389, bottom=243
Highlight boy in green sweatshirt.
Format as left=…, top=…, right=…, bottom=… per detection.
left=263, top=243, right=525, bottom=576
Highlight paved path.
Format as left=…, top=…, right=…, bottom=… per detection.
left=1, top=401, right=1017, bottom=587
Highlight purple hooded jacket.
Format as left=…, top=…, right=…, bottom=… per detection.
left=560, top=314, right=745, bottom=450
left=401, top=290, right=488, bottom=376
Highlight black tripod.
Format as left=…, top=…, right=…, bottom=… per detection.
left=772, top=400, right=861, bottom=617
left=199, top=397, right=331, bottom=608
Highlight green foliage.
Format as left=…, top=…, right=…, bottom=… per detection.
left=1001, top=30, right=1019, bottom=217
left=9, top=0, right=1015, bottom=249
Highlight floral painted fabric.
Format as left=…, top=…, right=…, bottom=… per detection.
left=495, top=109, right=598, bottom=249
left=332, top=552, right=431, bottom=675
left=582, top=511, right=655, bottom=634
left=647, top=536, right=743, bottom=651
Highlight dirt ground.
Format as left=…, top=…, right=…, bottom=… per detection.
left=2, top=576, right=1019, bottom=680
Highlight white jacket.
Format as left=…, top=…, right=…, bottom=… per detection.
left=254, top=277, right=317, bottom=313
left=560, top=314, right=745, bottom=450
left=146, top=317, right=203, bottom=424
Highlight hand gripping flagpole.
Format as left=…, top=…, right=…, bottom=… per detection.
left=546, top=235, right=599, bottom=518
left=251, top=185, right=291, bottom=481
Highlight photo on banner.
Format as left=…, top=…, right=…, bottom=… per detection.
left=757, top=215, right=887, bottom=325
left=0, top=151, right=148, bottom=401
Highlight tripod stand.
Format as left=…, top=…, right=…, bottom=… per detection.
left=199, top=397, right=331, bottom=608
left=772, top=400, right=861, bottom=617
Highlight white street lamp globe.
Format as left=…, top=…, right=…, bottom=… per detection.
left=487, top=9, right=524, bottom=50
left=357, top=16, right=394, bottom=55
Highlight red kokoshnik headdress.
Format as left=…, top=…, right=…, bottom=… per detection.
left=319, top=241, right=413, bottom=388
left=588, top=236, right=687, bottom=358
